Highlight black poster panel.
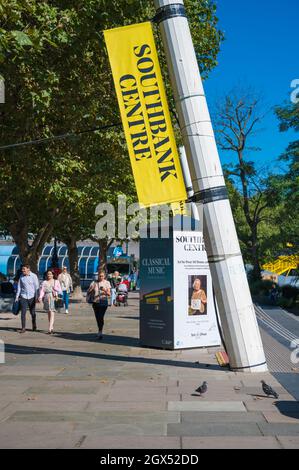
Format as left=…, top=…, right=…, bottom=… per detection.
left=140, top=235, right=174, bottom=349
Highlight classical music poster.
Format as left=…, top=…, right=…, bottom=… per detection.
left=139, top=236, right=174, bottom=349
left=173, top=231, right=221, bottom=349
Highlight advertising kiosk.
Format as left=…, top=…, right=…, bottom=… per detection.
left=140, top=218, right=221, bottom=350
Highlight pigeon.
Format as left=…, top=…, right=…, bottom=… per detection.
left=261, top=380, right=279, bottom=399
left=195, top=381, right=208, bottom=395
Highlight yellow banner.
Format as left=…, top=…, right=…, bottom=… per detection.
left=104, top=22, right=187, bottom=207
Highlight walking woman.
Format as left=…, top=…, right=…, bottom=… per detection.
left=58, top=266, right=73, bottom=313
left=39, top=270, right=62, bottom=334
left=87, top=270, right=111, bottom=340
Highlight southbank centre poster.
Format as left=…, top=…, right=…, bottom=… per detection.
left=140, top=229, right=221, bottom=350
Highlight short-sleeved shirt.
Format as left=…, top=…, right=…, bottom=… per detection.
left=89, top=280, right=111, bottom=301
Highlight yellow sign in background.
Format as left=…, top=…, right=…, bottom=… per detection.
left=104, top=22, right=187, bottom=207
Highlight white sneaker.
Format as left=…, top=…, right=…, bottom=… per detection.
left=65, top=309, right=69, bottom=314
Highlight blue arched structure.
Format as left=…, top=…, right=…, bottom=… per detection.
left=0, top=245, right=21, bottom=278
left=0, top=244, right=133, bottom=285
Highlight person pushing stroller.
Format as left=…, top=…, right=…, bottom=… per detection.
left=115, top=278, right=128, bottom=307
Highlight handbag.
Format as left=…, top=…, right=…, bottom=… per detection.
left=12, top=300, right=20, bottom=315
left=54, top=296, right=64, bottom=309
left=86, top=291, right=94, bottom=304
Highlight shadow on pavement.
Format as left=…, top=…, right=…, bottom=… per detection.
left=4, top=342, right=222, bottom=371
left=53, top=331, right=140, bottom=347
left=274, top=401, right=299, bottom=419
left=115, top=316, right=139, bottom=320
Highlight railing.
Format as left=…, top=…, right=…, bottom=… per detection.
left=263, top=255, right=299, bottom=276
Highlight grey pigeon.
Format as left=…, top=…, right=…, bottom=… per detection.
left=261, top=380, right=279, bottom=399
left=195, top=381, right=208, bottom=395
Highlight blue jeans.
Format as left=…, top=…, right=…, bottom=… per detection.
left=62, top=291, right=69, bottom=309
left=111, top=288, right=116, bottom=306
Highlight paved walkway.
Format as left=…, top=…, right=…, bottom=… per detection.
left=0, top=295, right=299, bottom=449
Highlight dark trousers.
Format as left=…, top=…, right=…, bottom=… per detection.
left=92, top=303, right=108, bottom=332
left=20, top=297, right=36, bottom=329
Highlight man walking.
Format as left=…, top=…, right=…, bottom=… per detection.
left=15, top=264, right=40, bottom=333
left=58, top=266, right=73, bottom=313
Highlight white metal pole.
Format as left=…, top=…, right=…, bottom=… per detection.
left=153, top=0, right=267, bottom=372
left=179, top=146, right=201, bottom=228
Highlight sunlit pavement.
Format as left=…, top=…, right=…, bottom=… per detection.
left=0, top=294, right=299, bottom=449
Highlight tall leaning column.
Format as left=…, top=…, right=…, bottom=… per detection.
left=153, top=0, right=267, bottom=372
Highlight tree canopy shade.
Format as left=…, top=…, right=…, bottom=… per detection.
left=0, top=0, right=223, bottom=275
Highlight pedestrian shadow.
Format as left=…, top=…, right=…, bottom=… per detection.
left=53, top=331, right=140, bottom=347
left=247, top=393, right=272, bottom=399
left=4, top=342, right=222, bottom=371
left=0, top=325, right=19, bottom=332
left=115, top=316, right=139, bottom=320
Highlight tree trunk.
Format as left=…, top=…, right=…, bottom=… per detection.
left=97, top=239, right=114, bottom=274
left=98, top=239, right=108, bottom=273
left=65, top=236, right=83, bottom=301
left=10, top=219, right=52, bottom=276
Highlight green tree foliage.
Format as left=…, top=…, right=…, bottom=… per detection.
left=214, top=89, right=281, bottom=278
left=0, top=0, right=223, bottom=275
left=272, top=102, right=299, bottom=251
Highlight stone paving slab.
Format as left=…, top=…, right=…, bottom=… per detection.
left=277, top=436, right=299, bottom=449
left=85, top=401, right=168, bottom=412
left=90, top=411, right=180, bottom=425
left=245, top=400, right=299, bottom=412
left=0, top=401, right=88, bottom=417
left=14, top=393, right=108, bottom=404
left=80, top=436, right=181, bottom=449
left=257, top=423, right=299, bottom=436
left=7, top=410, right=93, bottom=423
left=106, top=390, right=167, bottom=402
left=110, top=384, right=167, bottom=392
left=180, top=392, right=255, bottom=402
left=112, top=379, right=178, bottom=387
left=0, top=366, right=64, bottom=376
left=74, top=422, right=167, bottom=436
left=56, top=369, right=122, bottom=378
left=24, top=384, right=104, bottom=395
left=177, top=378, right=244, bottom=387
left=263, top=411, right=299, bottom=424
left=168, top=401, right=247, bottom=412
left=237, top=386, right=287, bottom=395
left=0, top=383, right=34, bottom=395
left=182, top=436, right=281, bottom=449
left=168, top=422, right=262, bottom=437
left=0, top=422, right=76, bottom=449
left=240, top=375, right=283, bottom=387
left=181, top=411, right=266, bottom=423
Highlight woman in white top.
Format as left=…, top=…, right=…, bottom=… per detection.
left=87, top=270, right=111, bottom=340
left=58, top=267, right=73, bottom=314
left=39, top=270, right=62, bottom=334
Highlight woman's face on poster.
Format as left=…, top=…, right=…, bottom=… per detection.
left=193, top=279, right=201, bottom=291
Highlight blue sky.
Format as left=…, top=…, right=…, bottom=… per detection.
left=204, top=0, right=298, bottom=172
